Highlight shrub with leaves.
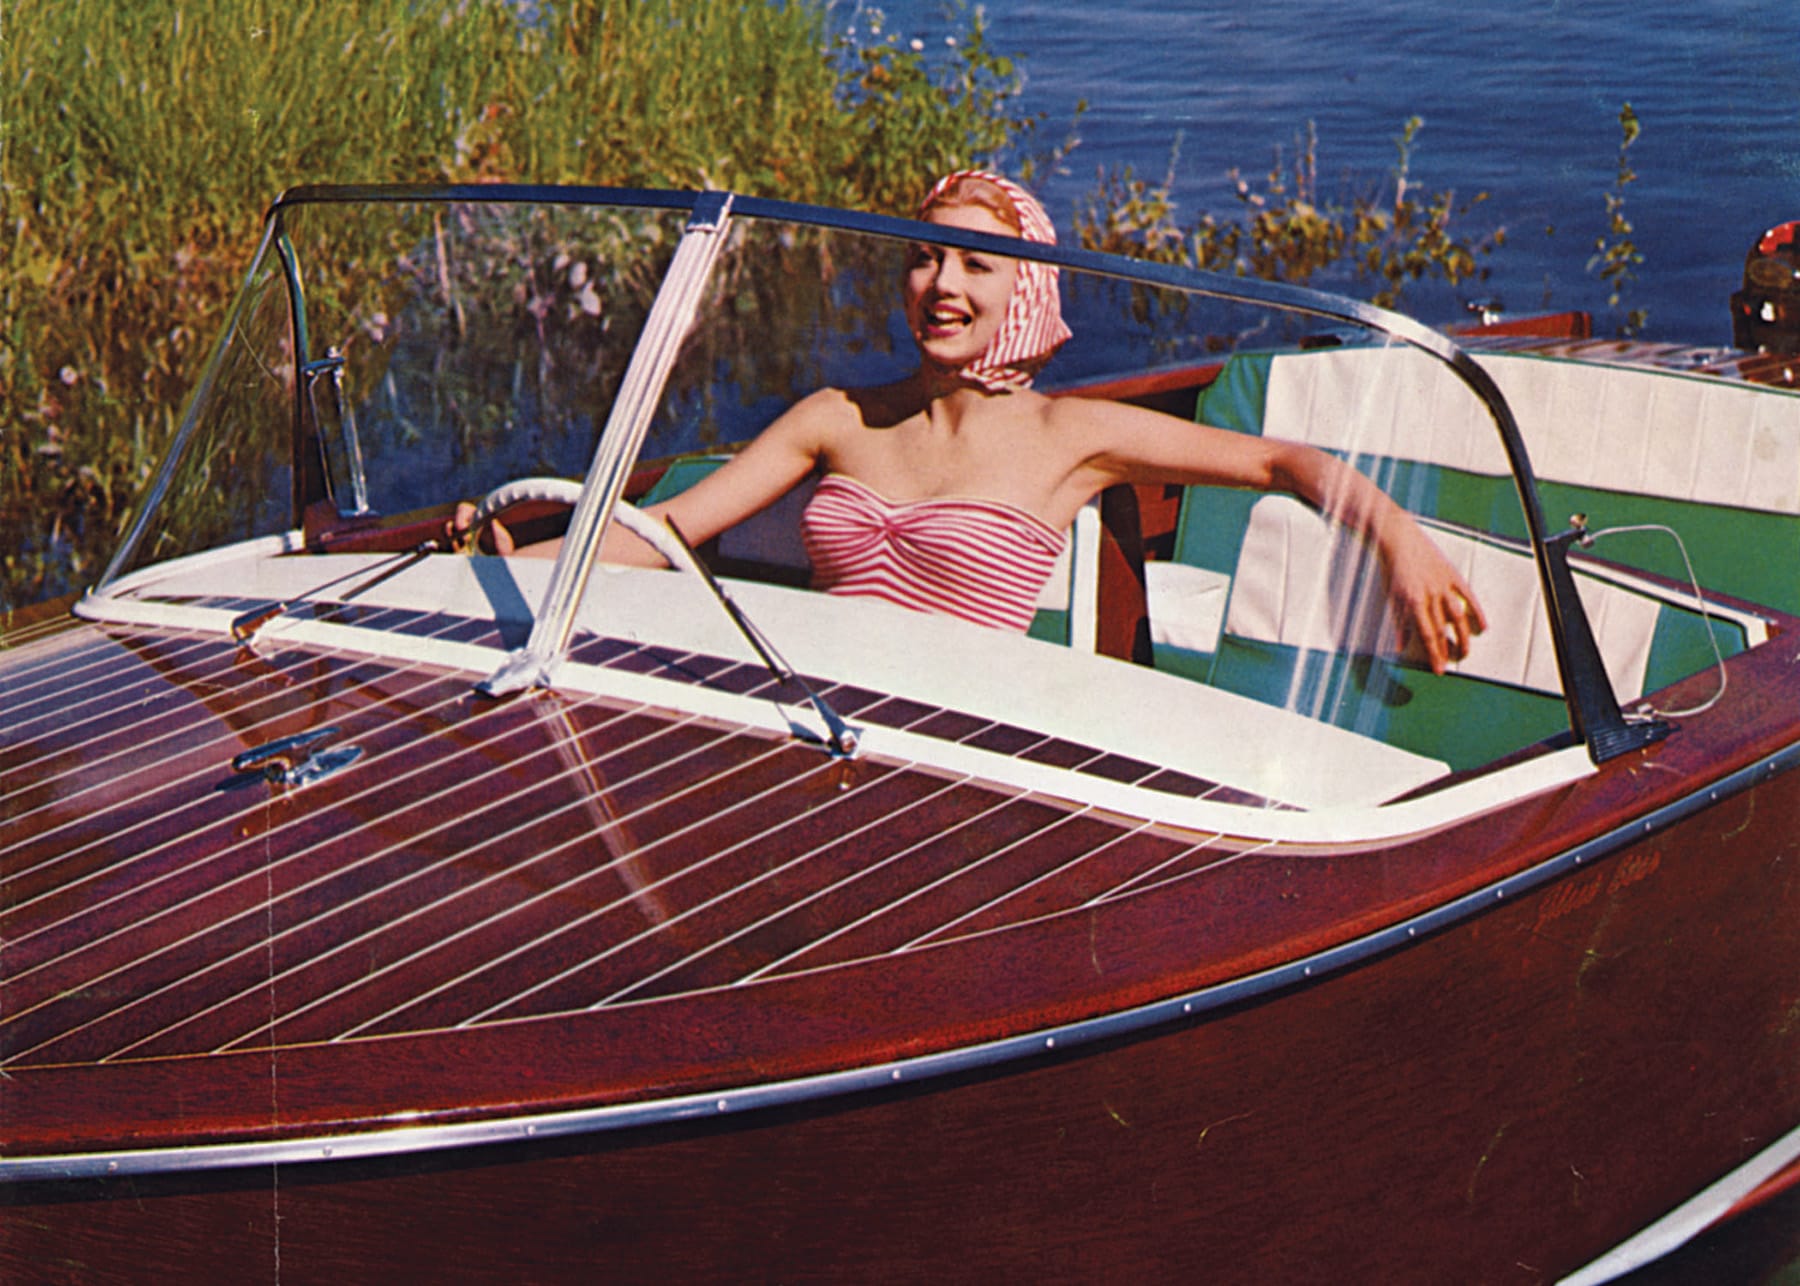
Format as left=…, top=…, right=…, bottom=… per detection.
left=1076, top=119, right=1503, bottom=310
left=1588, top=103, right=1647, bottom=336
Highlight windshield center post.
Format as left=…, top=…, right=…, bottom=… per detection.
left=478, top=191, right=736, bottom=699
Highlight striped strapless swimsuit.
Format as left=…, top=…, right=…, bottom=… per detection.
left=800, top=474, right=1066, bottom=633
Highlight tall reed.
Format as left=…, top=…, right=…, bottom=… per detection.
left=1, top=0, right=1031, bottom=613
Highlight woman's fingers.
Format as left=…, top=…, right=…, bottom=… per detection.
left=1393, top=559, right=1486, bottom=676
left=1424, top=581, right=1486, bottom=672
left=444, top=500, right=513, bottom=554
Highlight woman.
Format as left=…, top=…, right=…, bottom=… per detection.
left=582, top=170, right=1486, bottom=673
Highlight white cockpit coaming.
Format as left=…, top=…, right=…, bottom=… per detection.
left=79, top=542, right=1601, bottom=846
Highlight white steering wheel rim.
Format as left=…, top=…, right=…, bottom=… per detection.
left=467, top=476, right=585, bottom=526
left=465, top=475, right=698, bottom=572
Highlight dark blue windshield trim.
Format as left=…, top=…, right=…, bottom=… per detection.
left=270, top=183, right=1435, bottom=347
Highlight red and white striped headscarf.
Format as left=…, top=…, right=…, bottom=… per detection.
left=918, top=170, right=1073, bottom=392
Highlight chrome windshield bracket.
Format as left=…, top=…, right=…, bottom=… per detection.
left=232, top=727, right=364, bottom=789
left=480, top=190, right=736, bottom=697
left=302, top=348, right=373, bottom=517
left=475, top=649, right=559, bottom=700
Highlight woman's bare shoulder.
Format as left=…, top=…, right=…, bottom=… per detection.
left=748, top=386, right=865, bottom=457
left=788, top=384, right=902, bottom=432
left=1038, top=392, right=1163, bottom=455
left=791, top=385, right=859, bottom=416
left=1042, top=392, right=1152, bottom=430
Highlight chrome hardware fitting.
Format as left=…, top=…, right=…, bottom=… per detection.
left=231, top=726, right=363, bottom=789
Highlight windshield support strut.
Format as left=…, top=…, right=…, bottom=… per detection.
left=302, top=350, right=373, bottom=518
left=1442, top=350, right=1671, bottom=763
left=662, top=518, right=859, bottom=758
left=1541, top=523, right=1673, bottom=760
left=478, top=191, right=735, bottom=698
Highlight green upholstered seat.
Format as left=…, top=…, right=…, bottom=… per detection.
left=1147, top=347, right=1780, bottom=770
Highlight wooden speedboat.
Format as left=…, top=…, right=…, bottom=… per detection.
left=4, top=184, right=1799, bottom=1282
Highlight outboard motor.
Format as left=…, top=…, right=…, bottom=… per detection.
left=1731, top=221, right=1800, bottom=353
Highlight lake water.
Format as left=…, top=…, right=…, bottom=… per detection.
left=860, top=0, right=1800, bottom=346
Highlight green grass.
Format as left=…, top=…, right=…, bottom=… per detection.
left=0, top=0, right=1034, bottom=611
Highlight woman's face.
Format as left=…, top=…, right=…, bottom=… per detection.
left=904, top=203, right=1021, bottom=373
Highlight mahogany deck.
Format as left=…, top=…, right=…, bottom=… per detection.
left=1, top=613, right=1264, bottom=1072
left=6, top=597, right=1799, bottom=1099
left=3, top=619, right=1799, bottom=1283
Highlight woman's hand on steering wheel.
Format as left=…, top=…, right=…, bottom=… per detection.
left=446, top=476, right=585, bottom=555
left=448, top=499, right=516, bottom=555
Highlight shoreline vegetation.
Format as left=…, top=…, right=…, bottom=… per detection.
left=2, top=0, right=1522, bottom=616
left=1074, top=117, right=1503, bottom=311
left=1, top=0, right=1034, bottom=614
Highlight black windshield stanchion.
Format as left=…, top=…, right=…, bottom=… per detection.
left=662, top=519, right=859, bottom=760
left=1541, top=523, right=1673, bottom=760
left=1442, top=350, right=1670, bottom=764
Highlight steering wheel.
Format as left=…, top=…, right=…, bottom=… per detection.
left=454, top=476, right=583, bottom=554
left=454, top=475, right=698, bottom=571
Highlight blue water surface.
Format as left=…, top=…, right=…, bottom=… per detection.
left=858, top=0, right=1800, bottom=344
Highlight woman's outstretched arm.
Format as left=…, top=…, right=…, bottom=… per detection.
left=453, top=391, right=831, bottom=564
left=1056, top=398, right=1486, bottom=674
left=1264, top=440, right=1487, bottom=674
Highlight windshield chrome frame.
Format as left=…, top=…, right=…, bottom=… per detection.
left=96, top=220, right=282, bottom=590
left=277, top=229, right=373, bottom=521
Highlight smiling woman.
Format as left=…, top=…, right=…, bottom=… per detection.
left=909, top=170, right=1072, bottom=390
left=906, top=215, right=1025, bottom=373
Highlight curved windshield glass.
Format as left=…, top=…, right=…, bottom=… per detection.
left=101, top=232, right=297, bottom=575
left=106, top=196, right=686, bottom=580
left=91, top=187, right=1736, bottom=815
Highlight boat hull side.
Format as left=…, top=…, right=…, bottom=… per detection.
left=5, top=766, right=1798, bottom=1284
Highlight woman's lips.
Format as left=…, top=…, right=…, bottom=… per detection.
left=921, top=305, right=970, bottom=337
